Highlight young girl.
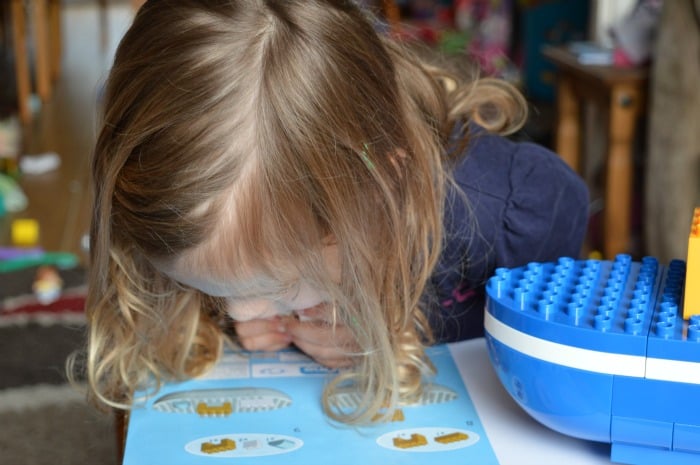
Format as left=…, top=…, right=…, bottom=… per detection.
left=83, top=0, right=588, bottom=425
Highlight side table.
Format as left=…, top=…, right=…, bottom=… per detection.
left=543, top=45, right=648, bottom=258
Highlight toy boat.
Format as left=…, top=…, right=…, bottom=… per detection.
left=485, top=254, right=700, bottom=465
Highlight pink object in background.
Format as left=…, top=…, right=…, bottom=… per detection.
left=610, top=0, right=664, bottom=67
left=455, top=0, right=514, bottom=76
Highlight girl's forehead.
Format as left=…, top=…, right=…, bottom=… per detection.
left=164, top=242, right=341, bottom=297
left=166, top=250, right=300, bottom=298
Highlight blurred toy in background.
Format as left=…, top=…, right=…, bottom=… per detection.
left=373, top=0, right=517, bottom=80
left=0, top=116, right=20, bottom=179
left=609, top=0, right=664, bottom=67
left=454, top=0, right=514, bottom=77
left=0, top=173, right=28, bottom=217
left=0, top=116, right=27, bottom=217
left=384, top=0, right=456, bottom=45
left=32, top=265, right=64, bottom=305
left=19, top=152, right=61, bottom=175
left=11, top=218, right=39, bottom=247
left=0, top=248, right=79, bottom=273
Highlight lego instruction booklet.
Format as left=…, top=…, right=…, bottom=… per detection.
left=123, top=344, right=499, bottom=465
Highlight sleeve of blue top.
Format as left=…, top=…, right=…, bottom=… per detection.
left=428, top=130, right=590, bottom=342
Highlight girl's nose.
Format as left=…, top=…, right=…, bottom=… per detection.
left=227, top=298, right=282, bottom=321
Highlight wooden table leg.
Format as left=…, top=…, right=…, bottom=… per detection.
left=604, top=83, right=642, bottom=258
left=115, top=409, right=128, bottom=463
left=554, top=74, right=581, bottom=173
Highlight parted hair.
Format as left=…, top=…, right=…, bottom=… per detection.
left=78, top=0, right=526, bottom=424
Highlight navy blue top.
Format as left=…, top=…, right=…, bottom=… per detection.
left=428, top=129, right=590, bottom=341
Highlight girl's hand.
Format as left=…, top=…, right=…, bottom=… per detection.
left=233, top=316, right=293, bottom=352
left=286, top=305, right=359, bottom=369
left=233, top=306, right=360, bottom=369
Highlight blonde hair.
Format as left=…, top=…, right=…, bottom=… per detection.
left=78, top=0, right=526, bottom=424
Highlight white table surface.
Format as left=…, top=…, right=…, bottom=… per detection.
left=449, top=338, right=612, bottom=465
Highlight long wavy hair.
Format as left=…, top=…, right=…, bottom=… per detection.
left=77, top=0, right=526, bottom=424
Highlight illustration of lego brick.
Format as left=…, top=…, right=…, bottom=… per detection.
left=195, top=401, right=232, bottom=416
left=200, top=438, right=236, bottom=454
left=371, top=408, right=405, bottom=423
left=434, top=431, right=469, bottom=444
left=152, top=387, right=292, bottom=415
left=392, top=433, right=428, bottom=449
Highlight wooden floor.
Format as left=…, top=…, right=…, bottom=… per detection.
left=1, top=1, right=134, bottom=264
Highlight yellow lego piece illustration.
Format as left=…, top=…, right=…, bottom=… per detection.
left=434, top=431, right=469, bottom=444
left=196, top=401, right=233, bottom=416
left=390, top=409, right=405, bottom=422
left=201, top=438, right=236, bottom=454
left=372, top=408, right=405, bottom=423
left=392, top=433, right=428, bottom=449
left=683, top=207, right=700, bottom=319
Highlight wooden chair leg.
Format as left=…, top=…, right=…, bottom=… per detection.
left=32, top=0, right=52, bottom=102
left=381, top=0, right=400, bottom=33
left=10, top=0, right=32, bottom=124
left=48, top=0, right=61, bottom=81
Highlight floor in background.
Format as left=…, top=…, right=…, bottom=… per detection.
left=1, top=3, right=134, bottom=464
left=0, top=263, right=116, bottom=465
left=0, top=0, right=134, bottom=262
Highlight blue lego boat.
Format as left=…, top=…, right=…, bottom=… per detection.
left=484, top=255, right=700, bottom=465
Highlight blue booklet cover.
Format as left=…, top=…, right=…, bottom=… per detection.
left=123, top=344, right=499, bottom=464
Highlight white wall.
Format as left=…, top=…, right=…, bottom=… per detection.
left=592, top=0, right=637, bottom=46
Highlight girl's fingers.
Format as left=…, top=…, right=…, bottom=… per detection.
left=234, top=318, right=292, bottom=352
left=286, top=318, right=359, bottom=368
left=234, top=317, right=286, bottom=338
left=292, top=337, right=355, bottom=368
left=231, top=311, right=360, bottom=368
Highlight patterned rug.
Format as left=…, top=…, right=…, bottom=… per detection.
left=0, top=265, right=118, bottom=465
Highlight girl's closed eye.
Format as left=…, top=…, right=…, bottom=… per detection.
left=228, top=277, right=301, bottom=301
left=225, top=297, right=280, bottom=322
left=224, top=277, right=329, bottom=322
left=271, top=279, right=302, bottom=299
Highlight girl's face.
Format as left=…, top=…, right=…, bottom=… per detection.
left=163, top=244, right=341, bottom=322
